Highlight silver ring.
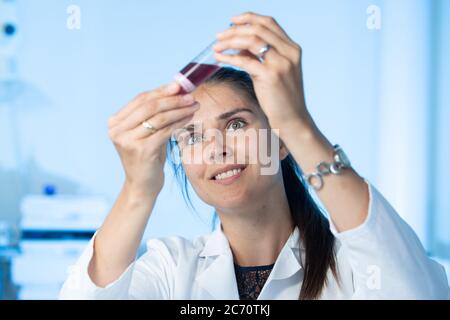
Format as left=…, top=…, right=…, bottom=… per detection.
left=142, top=120, right=157, bottom=134
left=257, top=44, right=271, bottom=63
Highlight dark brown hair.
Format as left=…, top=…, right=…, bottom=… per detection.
left=167, top=67, right=338, bottom=299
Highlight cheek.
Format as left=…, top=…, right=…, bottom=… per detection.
left=227, top=129, right=267, bottom=166
left=183, top=163, right=206, bottom=183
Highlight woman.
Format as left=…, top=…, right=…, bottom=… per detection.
left=60, top=12, right=448, bottom=300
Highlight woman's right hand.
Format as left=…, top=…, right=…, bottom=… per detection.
left=107, top=82, right=199, bottom=198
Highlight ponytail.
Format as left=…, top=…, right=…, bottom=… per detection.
left=282, top=154, right=338, bottom=299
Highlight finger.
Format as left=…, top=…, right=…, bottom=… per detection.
left=141, top=112, right=196, bottom=148
left=126, top=103, right=200, bottom=140
left=213, top=52, right=265, bottom=77
left=230, top=12, right=293, bottom=42
left=213, top=35, right=285, bottom=66
left=216, top=24, right=297, bottom=61
left=108, top=82, right=181, bottom=128
left=117, top=93, right=197, bottom=132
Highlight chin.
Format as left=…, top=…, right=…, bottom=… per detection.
left=211, top=188, right=257, bottom=211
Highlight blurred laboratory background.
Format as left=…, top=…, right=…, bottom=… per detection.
left=0, top=0, right=449, bottom=299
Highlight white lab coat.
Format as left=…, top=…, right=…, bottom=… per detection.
left=59, top=180, right=449, bottom=299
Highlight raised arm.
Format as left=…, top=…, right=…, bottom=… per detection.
left=213, top=12, right=369, bottom=232
left=91, top=82, right=199, bottom=287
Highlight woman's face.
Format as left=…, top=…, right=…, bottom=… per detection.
left=174, top=83, right=288, bottom=212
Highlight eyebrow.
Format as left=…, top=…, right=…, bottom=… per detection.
left=182, top=107, right=254, bottom=132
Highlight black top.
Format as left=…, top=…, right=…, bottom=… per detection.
left=233, top=263, right=275, bottom=300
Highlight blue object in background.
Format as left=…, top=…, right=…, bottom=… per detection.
left=42, top=184, right=56, bottom=196
left=3, top=23, right=16, bottom=36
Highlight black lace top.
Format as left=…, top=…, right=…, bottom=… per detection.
left=234, top=263, right=275, bottom=300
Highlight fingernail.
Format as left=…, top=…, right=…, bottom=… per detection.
left=182, top=94, right=194, bottom=103
left=166, top=82, right=178, bottom=92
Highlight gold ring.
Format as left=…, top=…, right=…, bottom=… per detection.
left=142, top=120, right=157, bottom=134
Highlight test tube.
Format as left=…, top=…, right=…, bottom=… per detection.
left=174, top=39, right=238, bottom=94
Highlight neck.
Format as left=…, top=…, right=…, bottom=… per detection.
left=216, top=181, right=294, bottom=267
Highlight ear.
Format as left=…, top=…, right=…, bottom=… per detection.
left=279, top=139, right=290, bottom=161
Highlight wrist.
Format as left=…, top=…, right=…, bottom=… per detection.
left=275, top=113, right=337, bottom=175
left=122, top=180, right=160, bottom=208
left=272, top=111, right=319, bottom=143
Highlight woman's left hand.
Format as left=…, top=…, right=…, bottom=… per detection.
left=215, top=13, right=371, bottom=232
left=213, top=12, right=313, bottom=133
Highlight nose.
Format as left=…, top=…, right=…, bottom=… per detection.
left=207, top=134, right=233, bottom=164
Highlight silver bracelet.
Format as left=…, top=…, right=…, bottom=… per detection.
left=303, top=144, right=351, bottom=191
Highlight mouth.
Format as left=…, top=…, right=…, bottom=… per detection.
left=210, top=164, right=247, bottom=185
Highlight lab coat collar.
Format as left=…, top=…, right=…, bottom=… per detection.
left=196, top=223, right=303, bottom=299
left=198, top=223, right=233, bottom=257
left=199, top=223, right=302, bottom=257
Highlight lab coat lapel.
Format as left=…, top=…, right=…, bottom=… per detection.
left=195, top=224, right=303, bottom=300
left=195, top=226, right=240, bottom=300
left=257, top=226, right=303, bottom=299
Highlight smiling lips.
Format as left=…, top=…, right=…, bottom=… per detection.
left=210, top=164, right=247, bottom=185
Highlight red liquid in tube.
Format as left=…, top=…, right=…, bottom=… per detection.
left=173, top=39, right=231, bottom=94
left=175, top=62, right=221, bottom=94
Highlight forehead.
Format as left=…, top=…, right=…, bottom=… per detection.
left=190, top=84, right=255, bottom=124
